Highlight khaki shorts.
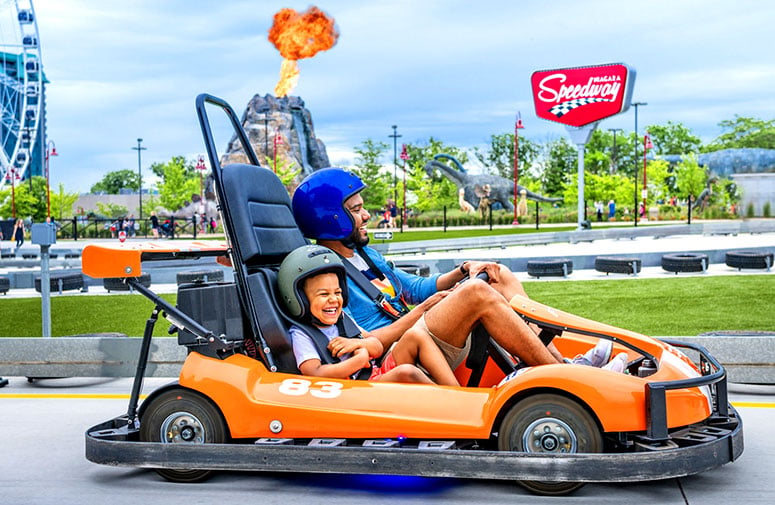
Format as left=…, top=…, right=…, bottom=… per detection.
left=418, top=313, right=472, bottom=370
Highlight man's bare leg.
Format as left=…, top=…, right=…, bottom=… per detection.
left=481, top=265, right=566, bottom=362
left=422, top=279, right=561, bottom=366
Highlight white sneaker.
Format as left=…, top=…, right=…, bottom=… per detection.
left=602, top=352, right=629, bottom=373
left=569, top=339, right=612, bottom=367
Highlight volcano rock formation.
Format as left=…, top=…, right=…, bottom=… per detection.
left=221, top=94, right=330, bottom=177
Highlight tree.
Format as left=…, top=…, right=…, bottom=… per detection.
left=90, top=169, right=140, bottom=194
left=0, top=176, right=47, bottom=221
left=404, top=138, right=465, bottom=212
left=50, top=183, right=79, bottom=220
left=264, top=156, right=301, bottom=190
left=541, top=137, right=576, bottom=196
left=473, top=133, right=540, bottom=183
left=703, top=116, right=775, bottom=151
left=95, top=202, right=129, bottom=219
left=156, top=157, right=200, bottom=212
left=150, top=155, right=196, bottom=179
left=674, top=154, right=707, bottom=200
left=351, top=139, right=391, bottom=211
left=646, top=121, right=702, bottom=155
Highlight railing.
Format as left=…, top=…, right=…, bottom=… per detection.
left=53, top=217, right=218, bottom=241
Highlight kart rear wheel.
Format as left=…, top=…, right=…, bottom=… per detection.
left=139, top=388, right=227, bottom=482
left=498, top=393, right=602, bottom=496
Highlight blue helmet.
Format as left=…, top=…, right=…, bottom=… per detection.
left=292, top=168, right=366, bottom=240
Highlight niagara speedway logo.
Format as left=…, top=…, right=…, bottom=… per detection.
left=531, top=63, right=635, bottom=127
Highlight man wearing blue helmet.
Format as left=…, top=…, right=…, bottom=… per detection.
left=292, top=168, right=613, bottom=370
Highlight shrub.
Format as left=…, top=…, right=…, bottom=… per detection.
left=764, top=202, right=771, bottom=218
left=746, top=202, right=755, bottom=218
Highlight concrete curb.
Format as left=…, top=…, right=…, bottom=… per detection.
left=1, top=335, right=772, bottom=384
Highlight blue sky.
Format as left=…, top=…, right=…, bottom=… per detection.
left=30, top=0, right=775, bottom=192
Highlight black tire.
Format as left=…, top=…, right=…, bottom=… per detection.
left=139, top=388, right=227, bottom=483
left=594, top=256, right=642, bottom=275
left=498, top=393, right=602, bottom=496
left=393, top=262, right=431, bottom=277
left=103, top=272, right=152, bottom=292
left=176, top=269, right=225, bottom=285
left=661, top=253, right=708, bottom=274
left=527, top=259, right=573, bottom=278
left=0, top=276, right=9, bottom=294
left=34, top=272, right=84, bottom=293
left=725, top=250, right=773, bottom=270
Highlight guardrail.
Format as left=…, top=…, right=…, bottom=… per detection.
left=0, top=335, right=772, bottom=384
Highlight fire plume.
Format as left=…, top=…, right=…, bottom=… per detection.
left=268, top=6, right=339, bottom=97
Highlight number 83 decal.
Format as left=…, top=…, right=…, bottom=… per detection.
left=278, top=378, right=343, bottom=399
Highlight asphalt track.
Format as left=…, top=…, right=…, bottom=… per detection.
left=0, top=377, right=773, bottom=505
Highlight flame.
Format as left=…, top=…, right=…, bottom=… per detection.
left=268, top=6, right=339, bottom=97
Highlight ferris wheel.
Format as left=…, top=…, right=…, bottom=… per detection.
left=0, top=0, right=43, bottom=190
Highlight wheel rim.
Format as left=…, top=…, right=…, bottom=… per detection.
left=522, top=417, right=577, bottom=453
left=160, top=412, right=206, bottom=444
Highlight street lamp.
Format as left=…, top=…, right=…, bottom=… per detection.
left=607, top=128, right=622, bottom=173
left=132, top=138, right=147, bottom=219
left=389, top=125, right=401, bottom=202
left=512, top=112, right=524, bottom=225
left=400, top=143, right=409, bottom=232
left=642, top=132, right=653, bottom=220
left=195, top=155, right=207, bottom=200
left=5, top=168, right=20, bottom=218
left=631, top=102, right=647, bottom=226
left=273, top=130, right=283, bottom=173
left=44, top=140, right=58, bottom=219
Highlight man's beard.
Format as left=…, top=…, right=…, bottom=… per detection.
left=341, top=225, right=369, bottom=249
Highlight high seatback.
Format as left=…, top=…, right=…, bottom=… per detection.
left=196, top=94, right=308, bottom=372
left=221, top=163, right=308, bottom=268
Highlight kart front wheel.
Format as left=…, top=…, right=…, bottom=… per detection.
left=498, top=393, right=602, bottom=496
left=139, top=388, right=227, bottom=482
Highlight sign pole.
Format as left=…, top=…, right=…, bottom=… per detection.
left=566, top=123, right=598, bottom=230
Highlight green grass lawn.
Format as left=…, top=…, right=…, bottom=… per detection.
left=1, top=275, right=771, bottom=337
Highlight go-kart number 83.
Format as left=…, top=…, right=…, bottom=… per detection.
left=279, top=379, right=343, bottom=399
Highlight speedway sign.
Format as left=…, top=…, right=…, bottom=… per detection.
left=530, top=63, right=636, bottom=127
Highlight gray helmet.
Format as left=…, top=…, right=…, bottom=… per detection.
left=278, top=245, right=349, bottom=321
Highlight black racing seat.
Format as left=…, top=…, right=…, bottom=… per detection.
left=196, top=94, right=308, bottom=373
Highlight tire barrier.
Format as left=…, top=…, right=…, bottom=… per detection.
left=661, top=253, right=708, bottom=274
left=0, top=276, right=10, bottom=294
left=594, top=256, right=642, bottom=276
left=34, top=272, right=85, bottom=294
left=725, top=250, right=773, bottom=271
left=103, top=272, right=152, bottom=292
left=527, top=259, right=573, bottom=278
left=393, top=262, right=431, bottom=277
left=176, top=269, right=225, bottom=285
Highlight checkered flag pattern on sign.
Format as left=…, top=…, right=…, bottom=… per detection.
left=548, top=98, right=612, bottom=117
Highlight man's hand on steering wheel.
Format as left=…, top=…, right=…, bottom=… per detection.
left=463, top=261, right=501, bottom=283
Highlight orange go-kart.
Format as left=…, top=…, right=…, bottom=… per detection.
left=83, top=95, right=742, bottom=496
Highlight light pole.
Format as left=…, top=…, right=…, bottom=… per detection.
left=273, top=130, right=283, bottom=173
left=512, top=112, right=524, bottom=225
left=642, top=132, right=653, bottom=220
left=607, top=128, right=622, bottom=173
left=195, top=155, right=207, bottom=200
left=132, top=138, right=147, bottom=219
left=6, top=168, right=19, bottom=218
left=44, top=140, right=58, bottom=219
left=400, top=144, right=409, bottom=232
left=389, top=125, right=401, bottom=202
left=631, top=102, right=647, bottom=226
